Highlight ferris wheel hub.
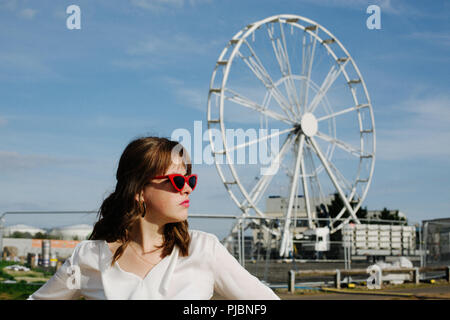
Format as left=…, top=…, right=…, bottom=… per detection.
left=300, top=112, right=318, bottom=137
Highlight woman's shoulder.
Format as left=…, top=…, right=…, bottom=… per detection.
left=70, top=240, right=106, bottom=263
left=74, top=239, right=105, bottom=251
left=189, top=229, right=220, bottom=242
left=188, top=229, right=221, bottom=252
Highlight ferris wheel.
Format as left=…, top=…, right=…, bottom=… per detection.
left=206, top=14, right=376, bottom=257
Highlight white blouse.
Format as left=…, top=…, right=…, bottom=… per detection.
left=28, top=230, right=280, bottom=300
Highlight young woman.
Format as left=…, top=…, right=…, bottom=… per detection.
left=28, top=136, right=280, bottom=300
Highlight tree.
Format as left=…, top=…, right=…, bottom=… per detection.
left=11, top=231, right=32, bottom=239
left=34, top=232, right=47, bottom=239
left=379, top=208, right=406, bottom=224
left=326, top=193, right=367, bottom=221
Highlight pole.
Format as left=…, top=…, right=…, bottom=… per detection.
left=0, top=215, right=4, bottom=260
left=241, top=218, right=245, bottom=268
left=237, top=218, right=242, bottom=266
left=423, top=222, right=428, bottom=267
left=418, top=224, right=423, bottom=268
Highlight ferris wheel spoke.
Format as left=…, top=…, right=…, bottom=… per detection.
left=215, top=126, right=295, bottom=155
left=330, top=189, right=360, bottom=226
left=317, top=104, right=369, bottom=122
left=241, top=132, right=296, bottom=210
left=238, top=41, right=296, bottom=119
left=330, top=207, right=347, bottom=228
left=327, top=159, right=354, bottom=197
left=280, top=133, right=305, bottom=256
left=223, top=88, right=294, bottom=124
left=299, top=27, right=319, bottom=115
left=308, top=59, right=349, bottom=114
left=279, top=22, right=301, bottom=113
left=308, top=136, right=359, bottom=223
left=315, top=131, right=366, bottom=158
left=304, top=145, right=329, bottom=223
left=265, top=22, right=300, bottom=115
left=300, top=153, right=314, bottom=228
left=332, top=216, right=354, bottom=233
left=307, top=139, right=352, bottom=198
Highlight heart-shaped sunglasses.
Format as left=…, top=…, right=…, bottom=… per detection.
left=154, top=174, right=197, bottom=192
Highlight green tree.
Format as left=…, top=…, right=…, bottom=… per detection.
left=34, top=232, right=47, bottom=239
left=11, top=231, right=32, bottom=239
left=325, top=193, right=367, bottom=221
left=379, top=208, right=406, bottom=225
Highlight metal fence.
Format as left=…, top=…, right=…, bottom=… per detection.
left=1, top=211, right=449, bottom=285
left=422, top=219, right=450, bottom=267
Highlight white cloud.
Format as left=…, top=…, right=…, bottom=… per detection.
left=0, top=0, right=18, bottom=11
left=0, top=52, right=59, bottom=81
left=113, top=33, right=221, bottom=69
left=408, top=32, right=450, bottom=48
left=298, top=0, right=420, bottom=15
left=126, top=34, right=215, bottom=56
left=18, top=8, right=37, bottom=19
left=130, top=0, right=211, bottom=12
left=376, top=94, right=450, bottom=160
left=0, top=151, right=87, bottom=171
left=165, top=77, right=283, bottom=124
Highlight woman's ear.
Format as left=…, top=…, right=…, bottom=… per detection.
left=135, top=191, right=144, bottom=202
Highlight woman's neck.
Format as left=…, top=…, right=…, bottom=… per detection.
left=129, top=218, right=164, bottom=252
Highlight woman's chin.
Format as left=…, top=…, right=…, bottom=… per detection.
left=167, top=209, right=188, bottom=224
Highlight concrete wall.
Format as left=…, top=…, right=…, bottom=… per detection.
left=2, top=238, right=79, bottom=259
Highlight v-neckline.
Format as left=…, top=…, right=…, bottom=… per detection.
left=103, top=241, right=171, bottom=282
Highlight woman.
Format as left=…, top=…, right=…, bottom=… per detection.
left=28, top=136, right=280, bottom=300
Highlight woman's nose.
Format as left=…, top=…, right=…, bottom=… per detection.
left=181, top=182, right=192, bottom=195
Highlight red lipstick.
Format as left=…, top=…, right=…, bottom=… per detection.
left=180, top=199, right=189, bottom=207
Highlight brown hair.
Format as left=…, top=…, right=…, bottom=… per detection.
left=89, top=136, right=191, bottom=265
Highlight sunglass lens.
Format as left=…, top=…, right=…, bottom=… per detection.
left=172, top=176, right=186, bottom=190
left=188, top=175, right=197, bottom=189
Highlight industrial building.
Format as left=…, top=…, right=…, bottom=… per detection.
left=2, top=224, right=46, bottom=237
left=48, top=224, right=93, bottom=240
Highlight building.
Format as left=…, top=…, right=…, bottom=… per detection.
left=49, top=224, right=93, bottom=240
left=2, top=224, right=46, bottom=237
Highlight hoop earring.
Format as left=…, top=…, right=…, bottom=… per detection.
left=141, top=201, right=147, bottom=218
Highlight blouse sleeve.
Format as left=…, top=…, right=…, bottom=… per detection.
left=27, top=243, right=84, bottom=300
left=212, top=236, right=280, bottom=300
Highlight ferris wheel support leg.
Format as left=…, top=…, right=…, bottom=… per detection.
left=309, top=137, right=360, bottom=223
left=280, top=134, right=305, bottom=257
left=300, top=154, right=314, bottom=229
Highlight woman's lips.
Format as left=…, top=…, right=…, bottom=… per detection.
left=180, top=200, right=189, bottom=207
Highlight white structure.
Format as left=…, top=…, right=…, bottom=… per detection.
left=207, top=14, right=376, bottom=257
left=301, top=227, right=330, bottom=252
left=49, top=224, right=93, bottom=240
left=3, top=224, right=46, bottom=237
left=369, top=257, right=414, bottom=285
left=342, top=224, right=418, bottom=257
left=5, top=264, right=30, bottom=272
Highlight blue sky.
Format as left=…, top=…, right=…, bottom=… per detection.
left=0, top=0, right=449, bottom=235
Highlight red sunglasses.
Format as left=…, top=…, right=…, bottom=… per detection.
left=154, top=174, right=198, bottom=192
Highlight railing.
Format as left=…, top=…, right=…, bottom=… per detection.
left=288, top=265, right=450, bottom=293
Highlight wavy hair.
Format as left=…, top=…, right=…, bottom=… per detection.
left=89, top=136, right=191, bottom=265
